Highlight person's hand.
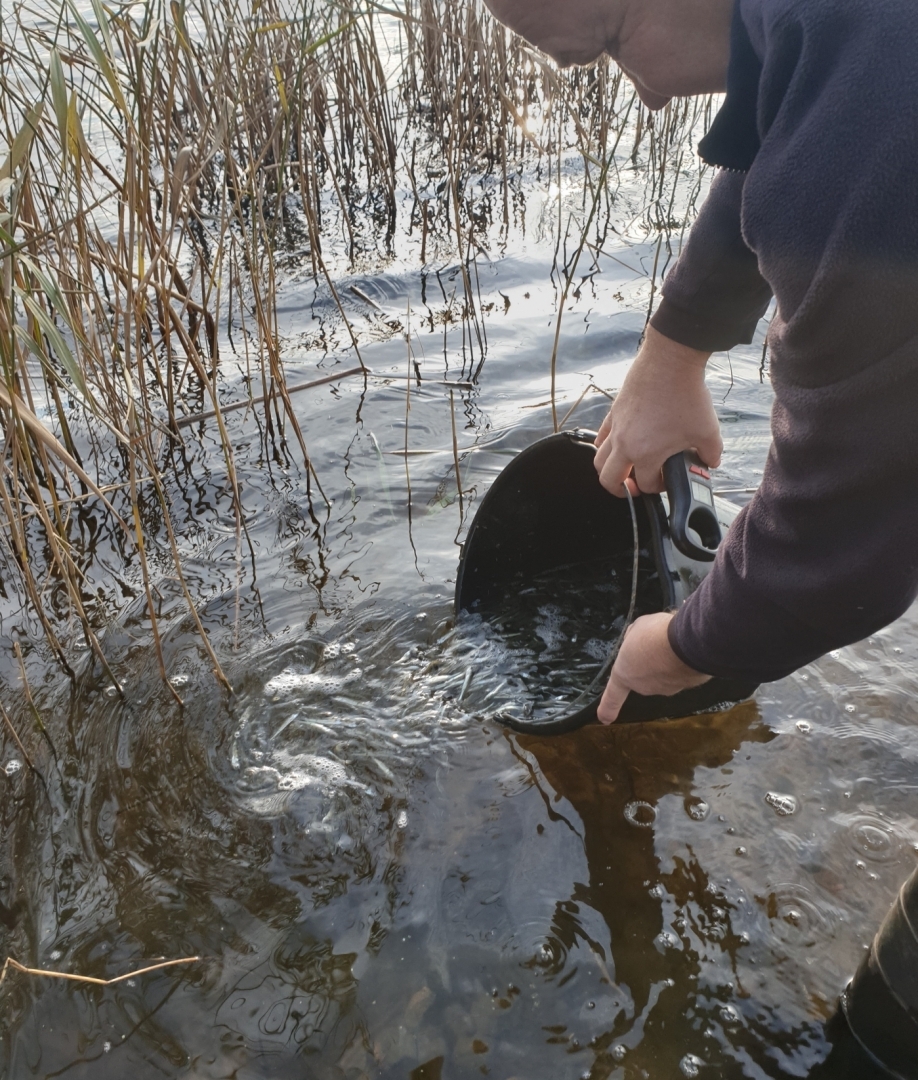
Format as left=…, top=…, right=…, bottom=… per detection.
left=598, top=612, right=711, bottom=723
left=594, top=326, right=721, bottom=496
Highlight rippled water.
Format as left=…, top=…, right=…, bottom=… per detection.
left=3, top=170, right=918, bottom=1079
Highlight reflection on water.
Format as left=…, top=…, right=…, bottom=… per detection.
left=5, top=569, right=918, bottom=1076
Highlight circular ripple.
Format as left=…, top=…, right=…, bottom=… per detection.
left=837, top=812, right=904, bottom=865
left=759, top=883, right=836, bottom=948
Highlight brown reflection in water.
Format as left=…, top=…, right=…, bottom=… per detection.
left=518, top=703, right=776, bottom=1073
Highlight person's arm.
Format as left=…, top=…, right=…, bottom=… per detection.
left=601, top=0, right=918, bottom=714
left=594, top=168, right=772, bottom=497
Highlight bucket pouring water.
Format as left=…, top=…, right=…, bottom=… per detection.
left=454, top=430, right=758, bottom=734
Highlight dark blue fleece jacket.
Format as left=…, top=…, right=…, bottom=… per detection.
left=652, top=0, right=918, bottom=682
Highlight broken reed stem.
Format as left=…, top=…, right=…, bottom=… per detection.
left=0, top=702, right=35, bottom=772
left=558, top=381, right=597, bottom=431
left=448, top=388, right=464, bottom=516
left=0, top=955, right=200, bottom=989
left=173, top=367, right=367, bottom=428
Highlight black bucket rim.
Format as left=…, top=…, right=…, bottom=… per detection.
left=454, top=430, right=757, bottom=734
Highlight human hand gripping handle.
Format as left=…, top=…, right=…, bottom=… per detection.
left=593, top=326, right=722, bottom=497
left=594, top=327, right=720, bottom=722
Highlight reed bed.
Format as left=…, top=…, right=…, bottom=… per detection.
left=0, top=0, right=712, bottom=691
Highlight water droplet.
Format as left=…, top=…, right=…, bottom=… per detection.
left=795, top=720, right=812, bottom=734
left=680, top=1053, right=703, bottom=1077
left=765, top=792, right=798, bottom=816
left=624, top=800, right=656, bottom=828
left=50, top=950, right=62, bottom=961
left=396, top=810, right=408, bottom=829
left=4, top=759, right=22, bottom=776
left=586, top=1000, right=595, bottom=1009
left=611, top=1044, right=627, bottom=1062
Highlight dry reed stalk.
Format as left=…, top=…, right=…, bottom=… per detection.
left=0, top=955, right=201, bottom=988
left=0, top=0, right=712, bottom=687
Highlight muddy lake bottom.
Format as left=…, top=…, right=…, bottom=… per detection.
left=3, top=244, right=918, bottom=1080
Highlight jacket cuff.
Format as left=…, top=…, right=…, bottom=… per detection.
left=666, top=572, right=837, bottom=684
left=650, top=297, right=761, bottom=354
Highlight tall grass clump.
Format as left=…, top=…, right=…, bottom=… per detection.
left=0, top=0, right=713, bottom=691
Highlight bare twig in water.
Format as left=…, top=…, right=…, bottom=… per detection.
left=0, top=955, right=201, bottom=989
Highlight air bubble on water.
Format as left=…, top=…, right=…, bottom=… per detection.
left=680, top=1054, right=703, bottom=1078
left=795, top=720, right=812, bottom=734
left=685, top=798, right=710, bottom=821
left=654, top=931, right=679, bottom=952
left=103, top=1042, right=112, bottom=1054
left=105, top=685, right=120, bottom=698
left=396, top=810, right=408, bottom=829
left=844, top=704, right=856, bottom=714
left=230, top=741, right=240, bottom=770
left=856, top=859, right=866, bottom=871
left=4, top=759, right=22, bottom=776
left=50, top=950, right=62, bottom=961
left=649, top=884, right=665, bottom=899
left=611, top=1044, right=627, bottom=1062
left=735, top=846, right=748, bottom=857
left=765, top=792, right=798, bottom=817
left=624, top=801, right=656, bottom=828
left=170, top=673, right=189, bottom=689
left=830, top=650, right=840, bottom=660
left=720, top=1005, right=740, bottom=1025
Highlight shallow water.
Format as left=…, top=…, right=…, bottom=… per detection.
left=3, top=111, right=918, bottom=1080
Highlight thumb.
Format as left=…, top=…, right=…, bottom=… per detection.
left=597, top=668, right=630, bottom=724
left=695, top=433, right=723, bottom=470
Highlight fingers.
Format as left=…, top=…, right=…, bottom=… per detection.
left=595, top=440, right=635, bottom=499
left=594, top=407, right=614, bottom=447
left=597, top=668, right=630, bottom=724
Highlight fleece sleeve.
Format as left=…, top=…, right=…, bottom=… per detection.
left=667, top=0, right=918, bottom=681
left=650, top=169, right=773, bottom=353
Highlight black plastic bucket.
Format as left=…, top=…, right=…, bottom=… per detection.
left=454, top=430, right=757, bottom=733
left=838, top=865, right=918, bottom=1079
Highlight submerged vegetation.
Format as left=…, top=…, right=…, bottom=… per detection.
left=0, top=0, right=713, bottom=692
